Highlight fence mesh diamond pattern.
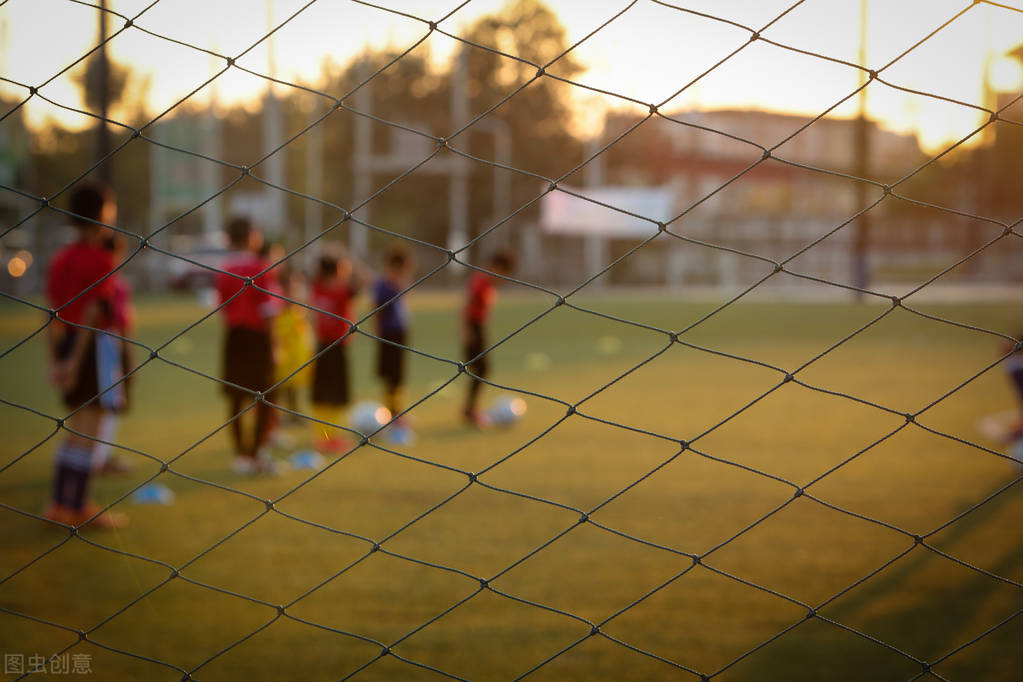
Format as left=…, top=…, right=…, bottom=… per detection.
left=2, top=0, right=1023, bottom=680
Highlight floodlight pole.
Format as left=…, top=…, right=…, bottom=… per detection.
left=969, top=5, right=996, bottom=280
left=851, top=0, right=871, bottom=299
left=96, top=0, right=112, bottom=184
left=263, top=0, right=286, bottom=237
left=201, top=53, right=222, bottom=239
left=351, top=56, right=372, bottom=260
left=448, top=46, right=471, bottom=264
left=475, top=117, right=512, bottom=247
left=583, top=135, right=608, bottom=288
left=305, top=99, right=324, bottom=271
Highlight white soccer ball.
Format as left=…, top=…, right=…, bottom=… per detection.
left=488, top=395, right=527, bottom=426
left=349, top=401, right=393, bottom=436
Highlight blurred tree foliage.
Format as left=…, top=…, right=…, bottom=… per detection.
left=18, top=0, right=584, bottom=271
left=16, top=1, right=1018, bottom=283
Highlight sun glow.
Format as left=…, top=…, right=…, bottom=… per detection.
left=1, top=0, right=1021, bottom=153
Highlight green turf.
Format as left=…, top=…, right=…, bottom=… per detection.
left=1, top=290, right=1022, bottom=681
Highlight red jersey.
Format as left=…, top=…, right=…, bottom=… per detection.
left=46, top=241, right=116, bottom=330
left=215, top=252, right=279, bottom=332
left=311, top=280, right=356, bottom=343
left=463, top=271, right=496, bottom=324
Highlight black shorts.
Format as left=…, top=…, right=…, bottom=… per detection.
left=376, top=329, right=407, bottom=389
left=57, top=329, right=130, bottom=412
left=58, top=329, right=98, bottom=410
left=222, top=326, right=274, bottom=397
left=312, top=341, right=350, bottom=406
left=464, top=322, right=488, bottom=380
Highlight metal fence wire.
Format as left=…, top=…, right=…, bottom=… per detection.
left=2, top=0, right=1023, bottom=679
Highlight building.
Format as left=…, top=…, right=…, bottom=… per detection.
left=591, top=108, right=938, bottom=291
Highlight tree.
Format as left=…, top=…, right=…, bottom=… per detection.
left=459, top=0, right=584, bottom=247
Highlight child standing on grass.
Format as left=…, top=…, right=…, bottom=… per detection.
left=215, top=217, right=282, bottom=475
left=310, top=249, right=362, bottom=453
left=373, top=246, right=415, bottom=422
left=462, top=251, right=514, bottom=427
left=44, top=182, right=129, bottom=528
left=272, top=260, right=314, bottom=428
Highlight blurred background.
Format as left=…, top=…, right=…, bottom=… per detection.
left=4, top=3, right=1023, bottom=680
left=1, top=0, right=1022, bottom=299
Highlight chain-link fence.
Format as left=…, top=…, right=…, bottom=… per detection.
left=2, top=0, right=1023, bottom=679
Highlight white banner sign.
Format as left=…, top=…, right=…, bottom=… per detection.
left=540, top=185, right=676, bottom=237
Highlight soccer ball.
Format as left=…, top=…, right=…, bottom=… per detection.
left=487, top=395, right=527, bottom=426
left=349, top=401, right=393, bottom=436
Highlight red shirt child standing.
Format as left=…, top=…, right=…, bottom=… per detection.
left=310, top=251, right=361, bottom=452
left=215, top=217, right=281, bottom=475
left=462, top=251, right=514, bottom=427
left=44, top=182, right=128, bottom=528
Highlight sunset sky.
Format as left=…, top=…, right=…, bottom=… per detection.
left=1, top=0, right=1022, bottom=152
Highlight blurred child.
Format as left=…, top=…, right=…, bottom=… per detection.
left=373, top=246, right=415, bottom=421
left=272, top=260, right=314, bottom=428
left=44, top=182, right=129, bottom=528
left=258, top=241, right=288, bottom=447
left=462, top=251, right=514, bottom=427
left=215, top=217, right=281, bottom=475
left=92, top=228, right=135, bottom=475
left=310, top=249, right=361, bottom=452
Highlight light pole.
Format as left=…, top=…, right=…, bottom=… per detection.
left=262, top=0, right=286, bottom=237
left=850, top=0, right=871, bottom=298
left=95, top=0, right=112, bottom=184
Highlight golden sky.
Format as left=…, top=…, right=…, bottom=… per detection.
left=2, top=0, right=1022, bottom=152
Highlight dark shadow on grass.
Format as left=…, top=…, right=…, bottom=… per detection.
left=719, top=480, right=1023, bottom=681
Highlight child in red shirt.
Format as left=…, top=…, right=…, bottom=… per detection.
left=44, top=182, right=128, bottom=528
left=215, top=217, right=282, bottom=475
left=462, top=251, right=514, bottom=427
left=310, top=250, right=361, bottom=452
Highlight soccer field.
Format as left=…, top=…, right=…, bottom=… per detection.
left=1, top=292, right=1022, bottom=681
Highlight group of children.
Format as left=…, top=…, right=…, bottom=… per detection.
left=42, top=185, right=515, bottom=525
left=213, top=216, right=515, bottom=475
left=35, top=179, right=1023, bottom=528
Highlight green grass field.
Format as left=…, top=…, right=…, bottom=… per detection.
left=2, top=290, right=1023, bottom=681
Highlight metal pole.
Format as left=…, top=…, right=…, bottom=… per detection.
left=351, top=56, right=372, bottom=259
left=263, top=0, right=285, bottom=236
left=969, top=5, right=994, bottom=280
left=305, top=100, right=324, bottom=271
left=96, top=0, right=112, bottom=184
left=477, top=118, right=511, bottom=246
left=149, top=121, right=167, bottom=287
left=492, top=121, right=511, bottom=234
left=583, top=135, right=608, bottom=287
left=448, top=46, right=470, bottom=264
left=851, top=0, right=871, bottom=297
left=200, top=54, right=222, bottom=239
